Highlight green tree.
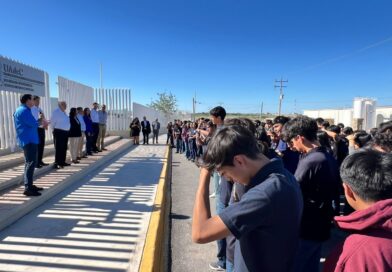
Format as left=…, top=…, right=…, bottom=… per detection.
left=148, top=91, right=178, bottom=117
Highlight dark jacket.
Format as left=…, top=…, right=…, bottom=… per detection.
left=84, top=115, right=93, bottom=134
left=69, top=116, right=82, bottom=137
left=141, top=120, right=151, bottom=133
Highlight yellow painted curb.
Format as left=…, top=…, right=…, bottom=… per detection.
left=138, top=146, right=171, bottom=272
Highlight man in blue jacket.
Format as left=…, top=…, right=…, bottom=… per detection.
left=13, top=94, right=43, bottom=196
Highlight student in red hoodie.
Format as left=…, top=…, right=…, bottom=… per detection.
left=324, top=149, right=392, bottom=272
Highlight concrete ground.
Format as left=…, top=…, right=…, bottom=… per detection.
left=170, top=151, right=217, bottom=272
left=0, top=136, right=168, bottom=272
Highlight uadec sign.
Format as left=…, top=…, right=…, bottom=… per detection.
left=0, top=56, right=45, bottom=96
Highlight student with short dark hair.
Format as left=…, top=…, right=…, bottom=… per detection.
left=327, top=125, right=349, bottom=166
left=378, top=120, right=392, bottom=134
left=324, top=150, right=392, bottom=272
left=353, top=131, right=372, bottom=149
left=342, top=127, right=353, bottom=136
left=370, top=132, right=392, bottom=153
left=206, top=106, right=227, bottom=271
left=337, top=123, right=345, bottom=129
left=209, top=106, right=226, bottom=123
left=272, top=115, right=299, bottom=174
left=315, top=117, right=325, bottom=129
left=192, top=125, right=303, bottom=272
left=282, top=116, right=341, bottom=272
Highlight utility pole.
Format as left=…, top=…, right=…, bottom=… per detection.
left=260, top=101, right=263, bottom=120
left=192, top=92, right=201, bottom=121
left=274, top=77, right=288, bottom=116
left=192, top=97, right=195, bottom=121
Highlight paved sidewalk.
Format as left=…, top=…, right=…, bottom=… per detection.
left=0, top=137, right=168, bottom=272
left=0, top=136, right=121, bottom=192
left=170, top=151, right=217, bottom=272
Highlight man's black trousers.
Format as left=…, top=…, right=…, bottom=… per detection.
left=92, top=123, right=100, bottom=151
left=37, top=127, right=46, bottom=164
left=53, top=129, right=69, bottom=166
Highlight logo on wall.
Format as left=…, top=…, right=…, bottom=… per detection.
left=0, top=56, right=46, bottom=96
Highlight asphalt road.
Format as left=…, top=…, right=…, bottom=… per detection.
left=170, top=151, right=218, bottom=272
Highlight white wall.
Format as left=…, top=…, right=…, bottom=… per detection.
left=58, top=76, right=94, bottom=110
left=303, top=108, right=353, bottom=127
left=133, top=103, right=170, bottom=131
left=304, top=105, right=392, bottom=130
left=375, top=106, right=392, bottom=126
left=132, top=103, right=191, bottom=133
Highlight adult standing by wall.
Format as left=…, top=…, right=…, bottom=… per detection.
left=141, top=116, right=151, bottom=145
left=76, top=107, right=87, bottom=159
left=14, top=94, right=43, bottom=196
left=90, top=102, right=100, bottom=152
left=97, top=104, right=108, bottom=151
left=31, top=96, right=49, bottom=168
left=152, top=118, right=161, bottom=144
left=51, top=101, right=70, bottom=169
left=83, top=108, right=94, bottom=155
left=69, top=107, right=82, bottom=164
left=130, top=117, right=141, bottom=145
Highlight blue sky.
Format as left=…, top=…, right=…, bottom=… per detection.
left=1, top=0, right=392, bottom=114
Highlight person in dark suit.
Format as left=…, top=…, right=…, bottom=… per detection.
left=141, top=116, right=151, bottom=144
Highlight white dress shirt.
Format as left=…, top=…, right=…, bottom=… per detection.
left=91, top=108, right=99, bottom=123
left=31, top=106, right=41, bottom=121
left=51, top=108, right=70, bottom=131
left=77, top=114, right=86, bottom=132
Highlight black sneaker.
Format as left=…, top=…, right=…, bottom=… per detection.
left=209, top=262, right=225, bottom=271
left=32, top=185, right=44, bottom=191
left=23, top=189, right=41, bottom=196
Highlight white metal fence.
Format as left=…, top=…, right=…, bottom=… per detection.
left=94, top=88, right=132, bottom=131
left=0, top=72, right=52, bottom=152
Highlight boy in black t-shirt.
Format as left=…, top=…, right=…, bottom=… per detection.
left=282, top=116, right=340, bottom=272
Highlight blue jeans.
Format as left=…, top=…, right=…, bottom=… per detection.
left=183, top=138, right=190, bottom=158
left=226, top=260, right=234, bottom=272
left=176, top=138, right=182, bottom=153
left=188, top=139, right=197, bottom=160
left=23, top=143, right=38, bottom=190
left=214, top=171, right=226, bottom=268
left=294, top=239, right=322, bottom=272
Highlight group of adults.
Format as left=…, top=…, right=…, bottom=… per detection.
left=129, top=116, right=161, bottom=145
left=13, top=94, right=108, bottom=196
left=190, top=106, right=392, bottom=272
